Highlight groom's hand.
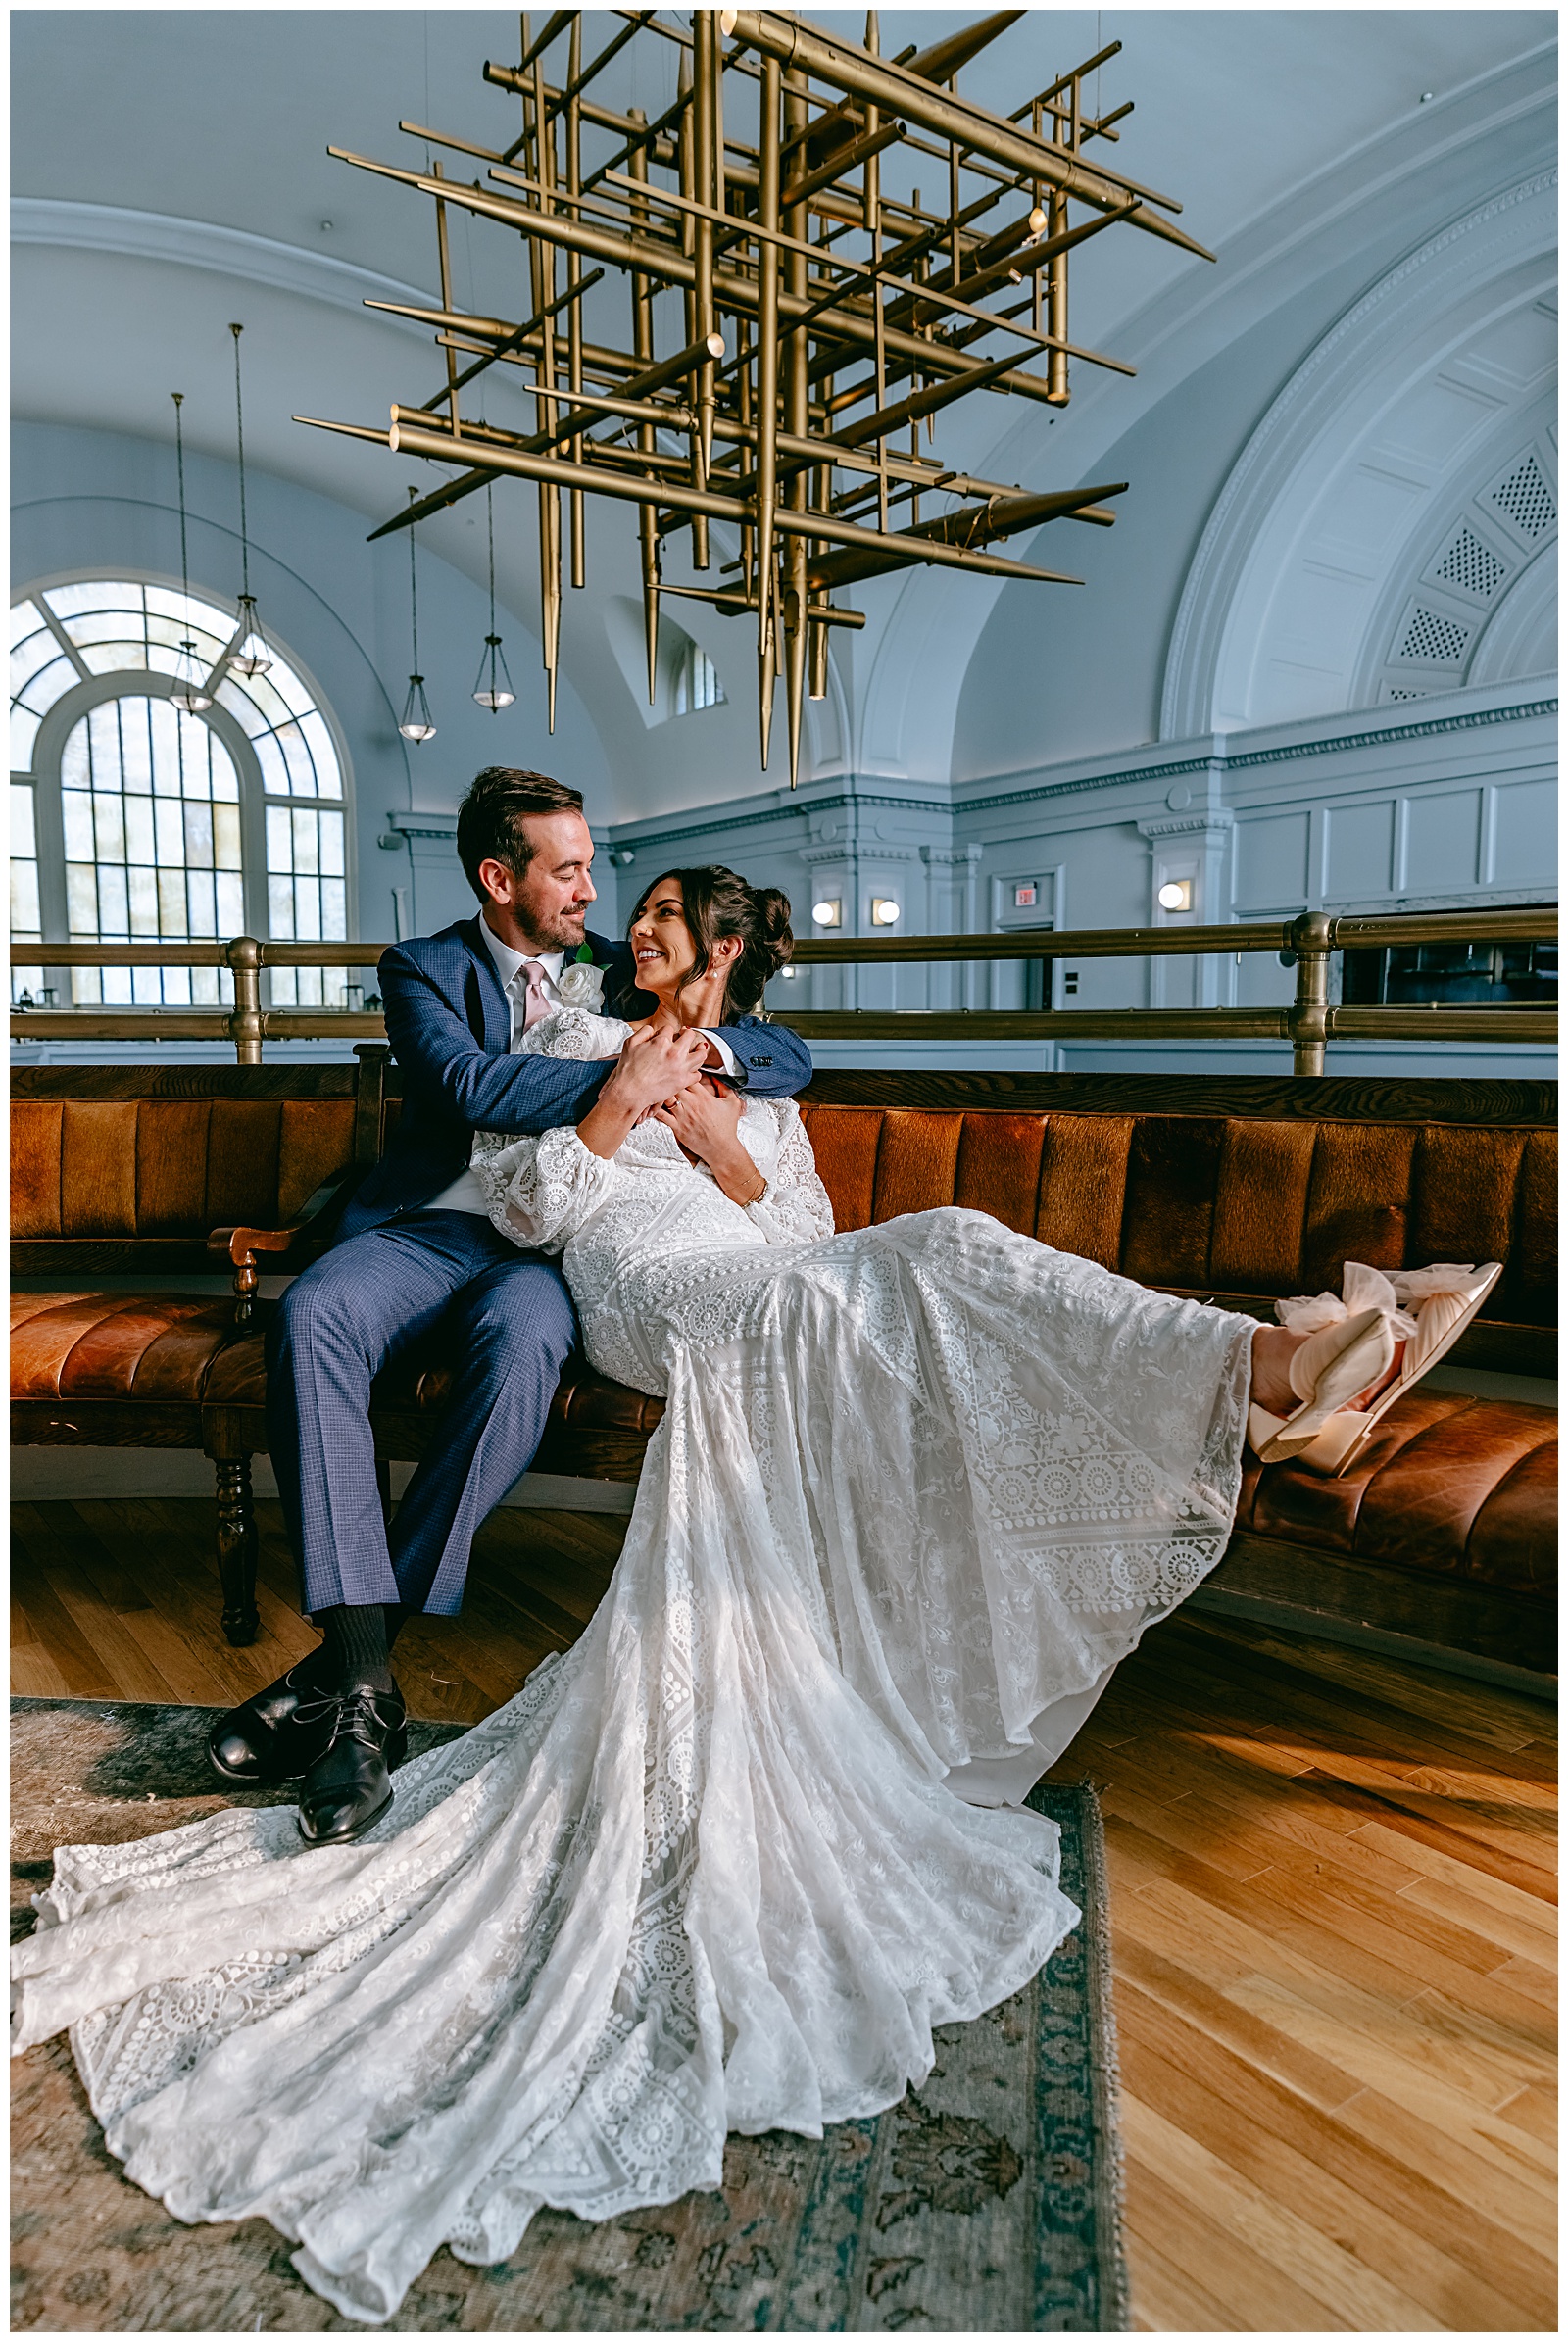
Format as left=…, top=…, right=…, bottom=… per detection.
left=611, top=1023, right=711, bottom=1112
left=576, top=1024, right=710, bottom=1159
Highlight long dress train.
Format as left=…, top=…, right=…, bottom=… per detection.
left=12, top=1006, right=1254, bottom=2323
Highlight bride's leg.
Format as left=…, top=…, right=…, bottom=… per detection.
left=1250, top=1324, right=1307, bottom=1415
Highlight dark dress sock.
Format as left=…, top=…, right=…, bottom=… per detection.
left=314, top=1603, right=396, bottom=1695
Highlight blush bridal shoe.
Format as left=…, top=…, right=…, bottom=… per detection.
left=1248, top=1260, right=1504, bottom=1479
left=1248, top=1304, right=1396, bottom=1465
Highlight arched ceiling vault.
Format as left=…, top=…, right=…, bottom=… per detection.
left=11, top=10, right=1557, bottom=814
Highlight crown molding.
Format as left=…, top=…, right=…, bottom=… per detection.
left=11, top=196, right=436, bottom=324
left=1160, top=171, right=1557, bottom=738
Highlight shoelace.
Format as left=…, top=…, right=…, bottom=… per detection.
left=294, top=1685, right=396, bottom=1753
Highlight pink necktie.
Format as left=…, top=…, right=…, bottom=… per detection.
left=518, top=960, right=552, bottom=1035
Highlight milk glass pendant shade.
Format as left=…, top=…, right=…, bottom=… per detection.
left=230, top=595, right=271, bottom=679
left=171, top=641, right=214, bottom=713
left=169, top=392, right=214, bottom=713
left=472, top=484, right=515, bottom=710
left=399, top=487, right=437, bottom=743
left=472, top=636, right=515, bottom=711
left=400, top=675, right=437, bottom=743
left=225, top=324, right=272, bottom=677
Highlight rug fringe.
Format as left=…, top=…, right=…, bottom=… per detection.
left=1067, top=1777, right=1131, bottom=2334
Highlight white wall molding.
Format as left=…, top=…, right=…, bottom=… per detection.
left=951, top=684, right=1556, bottom=818
left=851, top=51, right=1556, bottom=789
left=11, top=196, right=436, bottom=322
left=1160, top=172, right=1557, bottom=737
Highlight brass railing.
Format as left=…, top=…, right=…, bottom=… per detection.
left=9, top=906, right=1557, bottom=1075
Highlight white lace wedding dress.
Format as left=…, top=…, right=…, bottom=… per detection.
left=12, top=1006, right=1254, bottom=2325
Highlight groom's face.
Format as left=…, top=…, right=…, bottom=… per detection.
left=480, top=811, right=598, bottom=955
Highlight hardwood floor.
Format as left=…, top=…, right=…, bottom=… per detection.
left=12, top=1495, right=1557, bottom=2333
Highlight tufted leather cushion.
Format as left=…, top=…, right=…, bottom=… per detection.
left=10, top=1098, right=357, bottom=1241
left=1236, top=1391, right=1556, bottom=1601
left=11, top=1292, right=241, bottom=1403
left=798, top=1104, right=1558, bottom=1325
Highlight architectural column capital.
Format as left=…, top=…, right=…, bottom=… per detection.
left=1136, top=810, right=1235, bottom=843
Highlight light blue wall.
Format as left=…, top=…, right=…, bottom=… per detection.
left=951, top=261, right=1377, bottom=780
left=12, top=415, right=1555, bottom=1080
left=604, top=680, right=1557, bottom=1080
left=12, top=419, right=612, bottom=947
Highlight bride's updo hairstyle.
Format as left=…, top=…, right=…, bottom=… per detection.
left=626, top=865, right=793, bottom=1017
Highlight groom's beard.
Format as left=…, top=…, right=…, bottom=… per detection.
left=522, top=904, right=591, bottom=954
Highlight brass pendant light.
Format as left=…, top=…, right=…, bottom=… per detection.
left=226, top=323, right=272, bottom=678
left=471, top=481, right=515, bottom=711
left=169, top=390, right=213, bottom=714
left=398, top=485, right=437, bottom=742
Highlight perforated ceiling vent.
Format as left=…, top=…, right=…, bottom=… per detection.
left=1434, top=526, right=1507, bottom=601
left=1489, top=454, right=1556, bottom=541
left=1387, top=687, right=1427, bottom=701
left=1396, top=607, right=1470, bottom=664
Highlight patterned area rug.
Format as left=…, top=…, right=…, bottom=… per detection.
left=11, top=1697, right=1127, bottom=2332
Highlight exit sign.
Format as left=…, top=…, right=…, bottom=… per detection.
left=1013, top=882, right=1038, bottom=909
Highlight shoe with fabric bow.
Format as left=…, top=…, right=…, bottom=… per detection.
left=296, top=1683, right=409, bottom=1846
left=1249, top=1259, right=1502, bottom=1477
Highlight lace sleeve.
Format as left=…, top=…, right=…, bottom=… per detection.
left=470, top=1125, right=623, bottom=1253
left=519, top=1005, right=632, bottom=1060
left=744, top=1100, right=836, bottom=1246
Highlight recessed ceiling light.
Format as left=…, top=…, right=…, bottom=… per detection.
left=1418, top=91, right=1434, bottom=104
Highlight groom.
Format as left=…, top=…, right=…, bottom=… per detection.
left=208, top=766, right=813, bottom=1842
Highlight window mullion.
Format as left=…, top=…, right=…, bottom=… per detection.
left=34, top=600, right=92, bottom=683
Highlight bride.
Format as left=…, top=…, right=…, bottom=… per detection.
left=12, top=867, right=1408, bottom=2326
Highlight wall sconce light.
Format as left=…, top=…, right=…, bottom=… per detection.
left=812, top=898, right=842, bottom=927
left=1157, top=879, right=1193, bottom=913
left=776, top=964, right=799, bottom=980
left=870, top=897, right=901, bottom=926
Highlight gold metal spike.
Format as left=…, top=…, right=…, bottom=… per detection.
left=309, top=13, right=1208, bottom=783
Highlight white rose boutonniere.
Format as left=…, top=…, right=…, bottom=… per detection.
left=556, top=956, right=606, bottom=1010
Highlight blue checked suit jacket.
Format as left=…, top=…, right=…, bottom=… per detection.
left=335, top=915, right=813, bottom=1242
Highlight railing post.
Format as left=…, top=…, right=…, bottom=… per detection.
left=225, top=936, right=264, bottom=1066
left=1286, top=911, right=1334, bottom=1077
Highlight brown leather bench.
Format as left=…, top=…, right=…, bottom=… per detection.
left=12, top=1056, right=1556, bottom=1680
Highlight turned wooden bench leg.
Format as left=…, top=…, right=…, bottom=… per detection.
left=214, top=1456, right=261, bottom=1646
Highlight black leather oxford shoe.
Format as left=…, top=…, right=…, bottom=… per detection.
left=296, top=1683, right=409, bottom=1846
left=207, top=1644, right=340, bottom=1786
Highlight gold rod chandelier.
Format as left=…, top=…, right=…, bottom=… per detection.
left=297, top=7, right=1211, bottom=784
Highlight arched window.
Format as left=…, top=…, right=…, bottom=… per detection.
left=10, top=578, right=351, bottom=1008
left=672, top=639, right=725, bottom=716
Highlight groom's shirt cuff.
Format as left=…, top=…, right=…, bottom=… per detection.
left=703, top=1031, right=744, bottom=1083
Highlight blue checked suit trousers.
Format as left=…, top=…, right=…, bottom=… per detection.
left=266, top=1209, right=577, bottom=1617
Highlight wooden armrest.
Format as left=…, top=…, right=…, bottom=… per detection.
left=208, top=1171, right=362, bottom=1319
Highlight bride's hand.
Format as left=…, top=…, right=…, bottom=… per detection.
left=652, top=1079, right=765, bottom=1205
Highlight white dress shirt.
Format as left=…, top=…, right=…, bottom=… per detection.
left=429, top=916, right=740, bottom=1217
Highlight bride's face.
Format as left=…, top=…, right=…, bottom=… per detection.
left=630, top=878, right=698, bottom=996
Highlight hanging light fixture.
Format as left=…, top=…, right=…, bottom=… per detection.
left=225, top=323, right=272, bottom=677
left=169, top=391, right=213, bottom=713
left=471, top=480, right=515, bottom=712
left=399, top=486, right=437, bottom=742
